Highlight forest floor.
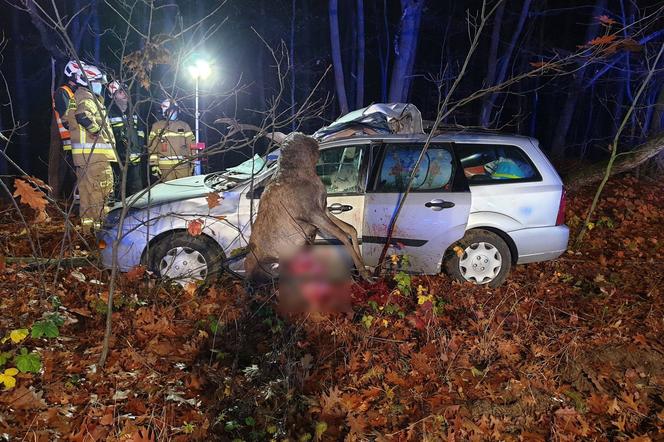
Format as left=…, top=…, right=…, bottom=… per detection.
left=0, top=174, right=663, bottom=441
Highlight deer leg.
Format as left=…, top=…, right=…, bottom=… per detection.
left=326, top=210, right=362, bottom=262
left=309, top=212, right=370, bottom=279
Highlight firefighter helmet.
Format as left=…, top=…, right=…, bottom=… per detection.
left=107, top=80, right=126, bottom=97
left=72, top=63, right=107, bottom=87
left=64, top=61, right=83, bottom=80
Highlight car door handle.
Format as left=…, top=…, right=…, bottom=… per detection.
left=328, top=203, right=353, bottom=214
left=425, top=199, right=455, bottom=211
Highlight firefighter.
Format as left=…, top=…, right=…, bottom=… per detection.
left=67, top=64, right=118, bottom=228
left=107, top=80, right=146, bottom=198
left=148, top=99, right=195, bottom=180
left=50, top=61, right=81, bottom=199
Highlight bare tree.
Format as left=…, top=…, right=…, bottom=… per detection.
left=329, top=0, right=348, bottom=115
left=388, top=0, right=424, bottom=103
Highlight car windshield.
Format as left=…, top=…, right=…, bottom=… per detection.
left=204, top=150, right=280, bottom=190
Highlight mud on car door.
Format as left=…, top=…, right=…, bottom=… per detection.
left=362, top=142, right=471, bottom=274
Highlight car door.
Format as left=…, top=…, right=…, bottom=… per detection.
left=362, top=142, right=471, bottom=274
left=315, top=143, right=369, bottom=249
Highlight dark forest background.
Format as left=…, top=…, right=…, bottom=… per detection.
left=1, top=0, right=663, bottom=180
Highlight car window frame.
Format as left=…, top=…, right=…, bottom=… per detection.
left=453, top=142, right=543, bottom=186
left=368, top=141, right=468, bottom=193
left=316, top=142, right=371, bottom=196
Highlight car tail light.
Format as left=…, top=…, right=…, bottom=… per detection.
left=556, top=189, right=566, bottom=226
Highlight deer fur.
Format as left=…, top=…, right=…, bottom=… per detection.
left=244, top=132, right=367, bottom=283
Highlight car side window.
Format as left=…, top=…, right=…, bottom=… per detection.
left=374, top=144, right=454, bottom=192
left=455, top=143, right=540, bottom=184
left=316, top=145, right=364, bottom=194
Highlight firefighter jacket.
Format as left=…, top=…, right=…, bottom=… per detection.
left=148, top=119, right=195, bottom=167
left=68, top=88, right=118, bottom=166
left=52, top=84, right=77, bottom=151
left=108, top=103, right=145, bottom=165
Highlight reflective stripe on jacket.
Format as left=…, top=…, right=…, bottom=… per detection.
left=148, top=119, right=195, bottom=164
left=67, top=87, right=117, bottom=165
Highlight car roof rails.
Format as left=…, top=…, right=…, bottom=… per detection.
left=422, top=120, right=505, bottom=136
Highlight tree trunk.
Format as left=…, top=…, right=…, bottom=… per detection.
left=355, top=0, right=365, bottom=109
left=329, top=0, right=349, bottom=115
left=649, top=82, right=664, bottom=134
left=388, top=0, right=424, bottom=103
left=565, top=134, right=664, bottom=189
left=550, top=0, right=606, bottom=158
left=256, top=1, right=266, bottom=110
left=377, top=0, right=390, bottom=102
left=480, top=0, right=531, bottom=127
left=478, top=1, right=505, bottom=126
left=290, top=0, right=296, bottom=129
left=11, top=12, right=30, bottom=170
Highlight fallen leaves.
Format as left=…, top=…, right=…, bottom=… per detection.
left=0, top=368, right=18, bottom=390
left=187, top=218, right=204, bottom=236
left=206, top=192, right=222, bottom=209
left=0, top=174, right=663, bottom=439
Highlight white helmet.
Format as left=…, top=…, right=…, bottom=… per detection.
left=161, top=99, right=179, bottom=119
left=107, top=80, right=126, bottom=96
left=72, top=63, right=107, bottom=87
left=64, top=61, right=82, bottom=80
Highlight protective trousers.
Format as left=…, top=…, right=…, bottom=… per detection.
left=76, top=159, right=114, bottom=224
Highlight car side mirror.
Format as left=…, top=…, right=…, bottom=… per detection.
left=246, top=186, right=265, bottom=199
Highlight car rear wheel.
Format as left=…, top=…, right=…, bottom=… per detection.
left=146, top=232, right=224, bottom=286
left=443, top=229, right=512, bottom=287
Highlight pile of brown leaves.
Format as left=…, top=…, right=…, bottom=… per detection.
left=0, top=174, right=662, bottom=441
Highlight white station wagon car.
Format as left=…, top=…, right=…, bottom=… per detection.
left=98, top=132, right=569, bottom=287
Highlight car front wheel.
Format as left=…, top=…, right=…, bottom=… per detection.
left=443, top=229, right=512, bottom=287
left=145, top=231, right=224, bottom=286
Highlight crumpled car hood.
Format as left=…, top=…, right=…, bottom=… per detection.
left=113, top=175, right=215, bottom=210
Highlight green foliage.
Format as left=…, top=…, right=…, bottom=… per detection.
left=394, top=271, right=412, bottom=295
left=0, top=352, right=11, bottom=368
left=244, top=416, right=256, bottom=427
left=14, top=348, right=41, bottom=373
left=31, top=314, right=63, bottom=339
left=182, top=421, right=196, bottom=434
left=314, top=421, right=328, bottom=440
left=361, top=315, right=374, bottom=329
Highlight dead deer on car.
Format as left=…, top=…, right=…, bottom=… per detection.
left=244, top=132, right=368, bottom=283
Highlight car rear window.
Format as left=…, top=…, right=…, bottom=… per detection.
left=454, top=143, right=541, bottom=184
left=374, top=144, right=454, bottom=192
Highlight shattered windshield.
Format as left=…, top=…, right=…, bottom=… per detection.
left=204, top=150, right=279, bottom=190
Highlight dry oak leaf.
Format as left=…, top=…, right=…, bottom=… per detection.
left=320, top=386, right=344, bottom=416
left=588, top=34, right=618, bottom=46
left=346, top=414, right=368, bottom=438
left=13, top=177, right=48, bottom=211
left=126, top=265, right=146, bottom=282
left=187, top=218, right=204, bottom=236
left=206, top=192, right=223, bottom=209
left=0, top=386, right=47, bottom=410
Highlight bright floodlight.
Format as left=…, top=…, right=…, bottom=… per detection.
left=188, top=58, right=212, bottom=80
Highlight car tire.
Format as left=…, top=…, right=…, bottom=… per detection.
left=443, top=229, right=512, bottom=288
left=145, top=231, right=224, bottom=286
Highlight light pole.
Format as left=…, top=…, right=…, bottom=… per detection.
left=187, top=58, right=212, bottom=175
